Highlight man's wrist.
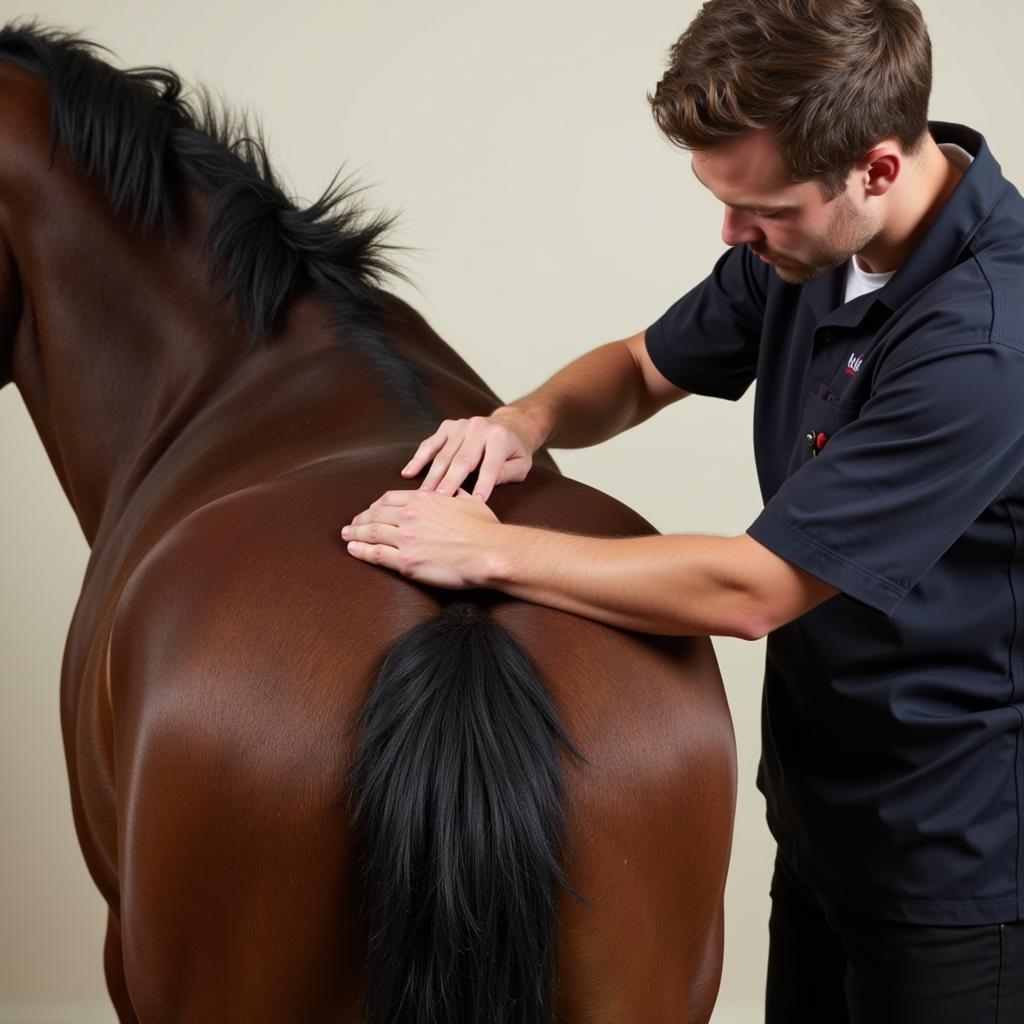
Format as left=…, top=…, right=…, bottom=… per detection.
left=492, top=403, right=553, bottom=454
left=477, top=521, right=522, bottom=588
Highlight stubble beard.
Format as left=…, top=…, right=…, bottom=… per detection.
left=768, top=192, right=880, bottom=286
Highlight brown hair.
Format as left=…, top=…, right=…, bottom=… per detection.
left=648, top=0, right=932, bottom=201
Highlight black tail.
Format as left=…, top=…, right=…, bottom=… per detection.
left=349, top=601, right=585, bottom=1024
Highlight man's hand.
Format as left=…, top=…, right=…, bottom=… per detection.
left=341, top=487, right=504, bottom=588
left=400, top=409, right=539, bottom=502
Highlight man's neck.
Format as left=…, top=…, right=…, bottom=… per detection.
left=856, top=138, right=966, bottom=274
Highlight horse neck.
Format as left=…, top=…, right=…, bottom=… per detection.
left=6, top=133, right=374, bottom=547
left=0, top=63, right=482, bottom=551
left=7, top=164, right=247, bottom=541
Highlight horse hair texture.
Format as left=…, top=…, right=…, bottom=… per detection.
left=349, top=601, right=587, bottom=1024
left=0, top=17, right=435, bottom=419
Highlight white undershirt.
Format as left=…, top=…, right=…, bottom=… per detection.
left=841, top=142, right=975, bottom=303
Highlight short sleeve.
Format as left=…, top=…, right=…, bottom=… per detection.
left=645, top=244, right=768, bottom=400
left=746, top=339, right=1024, bottom=617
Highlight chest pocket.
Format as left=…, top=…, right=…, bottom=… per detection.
left=786, top=385, right=865, bottom=475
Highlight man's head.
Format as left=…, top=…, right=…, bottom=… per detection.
left=650, top=0, right=933, bottom=284
left=689, top=127, right=905, bottom=284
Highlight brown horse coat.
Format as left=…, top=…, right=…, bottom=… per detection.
left=0, top=24, right=736, bottom=1023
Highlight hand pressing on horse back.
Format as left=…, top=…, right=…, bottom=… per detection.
left=400, top=406, right=544, bottom=503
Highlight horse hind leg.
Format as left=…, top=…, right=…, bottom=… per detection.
left=112, top=714, right=369, bottom=1022
left=500, top=616, right=736, bottom=1023
left=104, top=910, right=141, bottom=1024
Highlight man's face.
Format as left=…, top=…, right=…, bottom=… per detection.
left=691, top=130, right=881, bottom=285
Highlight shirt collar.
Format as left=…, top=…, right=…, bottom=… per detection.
left=800, top=120, right=1006, bottom=330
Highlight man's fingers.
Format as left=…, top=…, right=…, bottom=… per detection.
left=435, top=444, right=486, bottom=496
left=418, top=435, right=469, bottom=492
left=345, top=538, right=403, bottom=572
left=401, top=429, right=448, bottom=477
left=342, top=521, right=400, bottom=546
left=406, top=416, right=524, bottom=496
left=369, top=489, right=418, bottom=508
left=473, top=444, right=511, bottom=502
left=426, top=426, right=487, bottom=494
left=348, top=505, right=402, bottom=527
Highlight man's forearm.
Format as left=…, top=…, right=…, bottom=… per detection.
left=495, top=338, right=648, bottom=452
left=484, top=525, right=762, bottom=638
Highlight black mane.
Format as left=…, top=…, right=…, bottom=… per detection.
left=0, top=18, right=434, bottom=415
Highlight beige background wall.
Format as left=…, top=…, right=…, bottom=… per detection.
left=1, top=2, right=1021, bottom=1021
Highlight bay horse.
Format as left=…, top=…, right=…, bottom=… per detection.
left=0, top=19, right=736, bottom=1023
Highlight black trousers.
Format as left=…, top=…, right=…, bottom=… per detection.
left=765, top=850, right=1024, bottom=1023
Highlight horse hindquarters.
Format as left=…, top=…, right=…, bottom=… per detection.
left=102, top=499, right=422, bottom=1022
left=491, top=603, right=738, bottom=1024
left=106, top=585, right=733, bottom=1024
left=101, top=476, right=735, bottom=1023
left=107, top=623, right=373, bottom=1023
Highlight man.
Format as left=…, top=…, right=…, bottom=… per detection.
left=341, top=0, right=1024, bottom=1019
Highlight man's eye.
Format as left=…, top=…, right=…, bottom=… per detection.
left=757, top=211, right=782, bottom=220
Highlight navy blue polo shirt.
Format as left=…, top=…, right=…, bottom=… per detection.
left=646, top=121, right=1024, bottom=925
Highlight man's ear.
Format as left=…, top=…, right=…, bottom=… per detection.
left=861, top=139, right=903, bottom=200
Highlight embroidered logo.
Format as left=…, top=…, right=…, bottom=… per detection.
left=845, top=352, right=865, bottom=376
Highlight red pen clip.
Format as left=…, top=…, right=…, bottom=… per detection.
left=806, top=430, right=830, bottom=458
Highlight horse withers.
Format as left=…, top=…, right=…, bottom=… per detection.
left=0, top=19, right=736, bottom=1023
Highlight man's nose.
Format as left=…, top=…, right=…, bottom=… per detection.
left=721, top=208, right=764, bottom=247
